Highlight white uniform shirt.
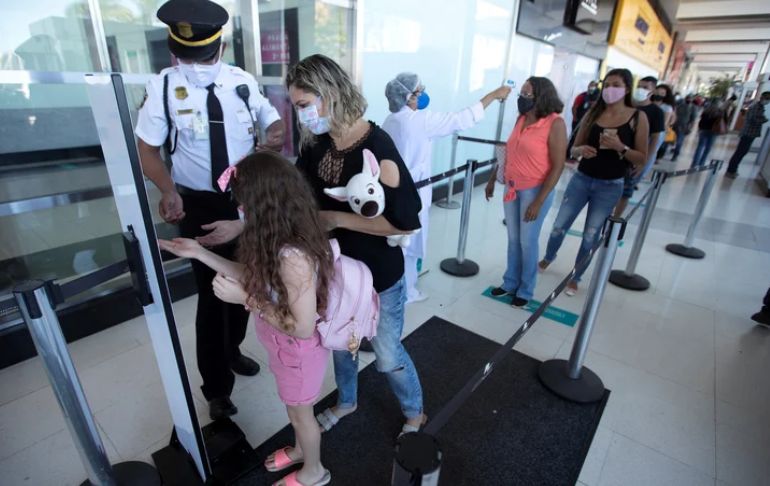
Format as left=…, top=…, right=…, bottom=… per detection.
left=135, top=64, right=281, bottom=191
left=382, top=102, right=485, bottom=183
left=382, top=102, right=485, bottom=258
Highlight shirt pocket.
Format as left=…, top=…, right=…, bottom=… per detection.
left=172, top=111, right=195, bottom=142
left=233, top=108, right=256, bottom=141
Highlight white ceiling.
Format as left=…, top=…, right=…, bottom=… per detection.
left=662, top=0, right=770, bottom=81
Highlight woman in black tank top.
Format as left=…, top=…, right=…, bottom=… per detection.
left=538, top=69, right=649, bottom=296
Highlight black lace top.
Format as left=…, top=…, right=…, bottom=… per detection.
left=296, top=122, right=422, bottom=292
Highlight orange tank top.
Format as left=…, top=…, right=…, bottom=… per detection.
left=503, top=113, right=560, bottom=202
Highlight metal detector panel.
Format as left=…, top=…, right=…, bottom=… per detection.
left=85, top=73, right=210, bottom=480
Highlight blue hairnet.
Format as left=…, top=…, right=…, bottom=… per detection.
left=385, top=72, right=421, bottom=113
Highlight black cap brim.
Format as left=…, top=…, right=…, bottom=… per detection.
left=168, top=36, right=221, bottom=62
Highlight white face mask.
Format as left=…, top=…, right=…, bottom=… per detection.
left=178, top=48, right=223, bottom=88
left=633, top=87, right=651, bottom=103
left=297, top=99, right=331, bottom=135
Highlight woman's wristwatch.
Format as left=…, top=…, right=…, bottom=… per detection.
left=619, top=146, right=630, bottom=159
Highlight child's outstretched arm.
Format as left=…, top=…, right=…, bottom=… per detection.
left=158, top=238, right=244, bottom=279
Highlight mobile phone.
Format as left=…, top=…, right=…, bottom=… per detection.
left=600, top=128, right=617, bottom=149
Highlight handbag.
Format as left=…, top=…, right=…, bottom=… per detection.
left=664, top=126, right=676, bottom=143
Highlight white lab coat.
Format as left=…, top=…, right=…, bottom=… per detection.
left=382, top=103, right=485, bottom=259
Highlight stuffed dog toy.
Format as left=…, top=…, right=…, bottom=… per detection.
left=324, top=148, right=417, bottom=248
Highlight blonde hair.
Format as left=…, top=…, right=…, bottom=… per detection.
left=286, top=54, right=368, bottom=148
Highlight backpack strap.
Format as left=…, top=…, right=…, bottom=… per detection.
left=329, top=239, right=341, bottom=261
left=162, top=73, right=178, bottom=155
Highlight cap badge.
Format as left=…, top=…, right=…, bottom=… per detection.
left=177, top=22, right=193, bottom=39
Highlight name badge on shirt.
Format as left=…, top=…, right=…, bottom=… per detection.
left=193, top=111, right=209, bottom=141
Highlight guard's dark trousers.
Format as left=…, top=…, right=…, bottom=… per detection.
left=180, top=189, right=249, bottom=401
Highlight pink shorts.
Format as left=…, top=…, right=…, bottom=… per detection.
left=254, top=318, right=329, bottom=406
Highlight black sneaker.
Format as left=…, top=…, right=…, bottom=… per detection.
left=490, top=287, right=511, bottom=297
left=209, top=396, right=238, bottom=421
left=511, top=297, right=529, bottom=308
left=751, top=312, right=770, bottom=328
left=231, top=354, right=260, bottom=376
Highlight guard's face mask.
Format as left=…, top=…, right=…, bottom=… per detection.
left=178, top=46, right=223, bottom=88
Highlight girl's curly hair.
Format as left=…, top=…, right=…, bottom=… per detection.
left=231, top=151, right=333, bottom=332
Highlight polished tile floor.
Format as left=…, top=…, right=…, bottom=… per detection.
left=1, top=133, right=769, bottom=485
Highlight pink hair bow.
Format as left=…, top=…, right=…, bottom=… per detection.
left=217, top=165, right=237, bottom=192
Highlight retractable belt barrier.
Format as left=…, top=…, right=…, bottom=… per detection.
left=436, top=135, right=505, bottom=209
left=664, top=160, right=724, bottom=259
left=11, top=227, right=160, bottom=486
left=393, top=216, right=627, bottom=485
left=610, top=159, right=723, bottom=291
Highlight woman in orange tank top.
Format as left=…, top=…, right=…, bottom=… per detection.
left=485, top=77, right=566, bottom=307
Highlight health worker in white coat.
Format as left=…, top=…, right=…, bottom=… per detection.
left=382, top=73, right=511, bottom=303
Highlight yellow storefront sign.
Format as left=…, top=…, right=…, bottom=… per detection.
left=609, top=0, right=673, bottom=74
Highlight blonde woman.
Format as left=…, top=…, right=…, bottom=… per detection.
left=286, top=54, right=427, bottom=437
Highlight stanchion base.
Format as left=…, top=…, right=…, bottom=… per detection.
left=665, top=243, right=705, bottom=259
left=538, top=359, right=605, bottom=404
left=436, top=200, right=460, bottom=209
left=81, top=461, right=160, bottom=486
left=440, top=258, right=479, bottom=277
left=609, top=270, right=650, bottom=291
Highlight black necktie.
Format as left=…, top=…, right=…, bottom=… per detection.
left=206, top=83, right=229, bottom=192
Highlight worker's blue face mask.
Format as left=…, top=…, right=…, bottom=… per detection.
left=416, top=91, right=430, bottom=110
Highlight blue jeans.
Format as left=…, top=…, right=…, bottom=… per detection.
left=501, top=185, right=555, bottom=300
left=692, top=130, right=715, bottom=167
left=332, top=276, right=423, bottom=419
left=671, top=126, right=687, bottom=159
left=543, top=171, right=623, bottom=282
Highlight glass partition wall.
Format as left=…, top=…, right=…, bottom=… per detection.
left=0, top=0, right=358, bottom=366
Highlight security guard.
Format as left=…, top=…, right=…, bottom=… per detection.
left=135, top=0, right=285, bottom=420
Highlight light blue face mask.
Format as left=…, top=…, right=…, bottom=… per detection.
left=297, top=99, right=331, bottom=135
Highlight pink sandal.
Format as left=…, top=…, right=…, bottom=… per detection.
left=265, top=446, right=303, bottom=473
left=273, top=469, right=331, bottom=486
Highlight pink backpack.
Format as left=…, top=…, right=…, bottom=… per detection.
left=317, top=239, right=379, bottom=357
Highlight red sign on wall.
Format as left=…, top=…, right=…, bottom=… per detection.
left=261, top=30, right=290, bottom=64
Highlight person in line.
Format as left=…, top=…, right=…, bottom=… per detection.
left=160, top=153, right=333, bottom=486
left=539, top=68, right=649, bottom=296
left=671, top=94, right=696, bottom=161
left=287, top=55, right=426, bottom=437
left=382, top=73, right=512, bottom=303
left=725, top=91, right=770, bottom=178
left=613, top=76, right=664, bottom=217
left=572, top=80, right=600, bottom=133
left=654, top=84, right=677, bottom=161
left=752, top=286, right=770, bottom=328
left=485, top=77, right=566, bottom=307
left=691, top=98, right=727, bottom=168
left=135, top=0, right=285, bottom=420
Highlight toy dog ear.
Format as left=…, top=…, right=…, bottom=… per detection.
left=362, top=149, right=381, bottom=179
left=324, top=186, right=348, bottom=202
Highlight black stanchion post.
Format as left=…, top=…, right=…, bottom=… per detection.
left=538, top=217, right=627, bottom=403
left=13, top=281, right=160, bottom=486
left=665, top=160, right=723, bottom=259
left=391, top=432, right=442, bottom=486
left=436, top=134, right=461, bottom=209
left=609, top=170, right=666, bottom=291
left=440, top=159, right=480, bottom=276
